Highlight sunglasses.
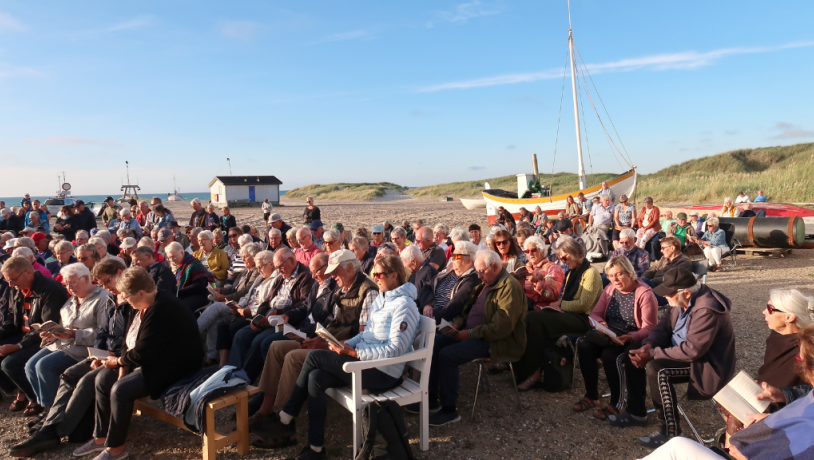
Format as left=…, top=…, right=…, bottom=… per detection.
left=495, top=240, right=509, bottom=246
left=766, top=303, right=785, bottom=315
left=372, top=271, right=392, bottom=279
left=451, top=253, right=470, bottom=260
left=523, top=248, right=538, bottom=254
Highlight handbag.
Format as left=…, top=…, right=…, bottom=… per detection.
left=541, top=346, right=574, bottom=392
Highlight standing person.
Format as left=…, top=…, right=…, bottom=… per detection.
left=54, top=206, right=77, bottom=242
left=206, top=205, right=220, bottom=231
left=261, top=199, right=271, bottom=223
left=101, top=198, right=120, bottom=228
left=302, top=196, right=320, bottom=225
left=188, top=198, right=210, bottom=228
left=612, top=194, right=637, bottom=250
left=72, top=201, right=98, bottom=233
left=220, top=206, right=236, bottom=232
left=20, top=194, right=31, bottom=208
left=599, top=181, right=616, bottom=204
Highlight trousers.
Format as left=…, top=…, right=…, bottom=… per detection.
left=94, top=368, right=149, bottom=448
left=578, top=340, right=647, bottom=416
left=197, top=302, right=232, bottom=359
left=644, top=358, right=691, bottom=437
left=704, top=246, right=723, bottom=266
left=0, top=333, right=24, bottom=393
left=25, top=348, right=79, bottom=407
left=429, top=334, right=491, bottom=408
left=1, top=344, right=41, bottom=400
left=516, top=310, right=590, bottom=381
left=282, top=350, right=400, bottom=447
left=43, top=360, right=117, bottom=438
left=227, top=326, right=278, bottom=371
left=257, top=340, right=307, bottom=412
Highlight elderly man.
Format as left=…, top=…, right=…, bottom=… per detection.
left=348, top=236, right=375, bottom=275
left=189, top=198, right=211, bottom=228
left=753, top=190, right=767, bottom=203
left=587, top=194, right=614, bottom=233
left=401, top=245, right=437, bottom=310
left=100, top=197, right=120, bottom=228
left=12, top=247, right=51, bottom=279
left=89, top=236, right=125, bottom=267
left=422, top=250, right=526, bottom=426
left=74, top=230, right=89, bottom=248
left=130, top=246, right=175, bottom=293
left=267, top=214, right=292, bottom=247
left=370, top=225, right=386, bottom=249
left=738, top=203, right=757, bottom=218
left=659, top=210, right=676, bottom=231
left=421, top=241, right=480, bottom=323
left=0, top=257, right=69, bottom=416
left=249, top=250, right=378, bottom=446
left=310, top=220, right=324, bottom=249
left=294, top=227, right=323, bottom=269
left=665, top=212, right=697, bottom=247
left=72, top=201, right=97, bottom=233
left=415, top=226, right=446, bottom=271
left=135, top=201, right=150, bottom=226
left=608, top=228, right=650, bottom=279
left=625, top=269, right=735, bottom=448
left=599, top=181, right=616, bottom=204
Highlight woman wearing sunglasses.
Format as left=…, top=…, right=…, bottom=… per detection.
left=492, top=229, right=525, bottom=272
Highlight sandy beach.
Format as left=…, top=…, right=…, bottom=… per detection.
left=0, top=197, right=810, bottom=460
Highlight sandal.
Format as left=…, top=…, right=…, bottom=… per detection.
left=572, top=396, right=600, bottom=412
left=594, top=404, right=619, bottom=421
left=9, top=398, right=27, bottom=412
left=23, top=403, right=44, bottom=416
left=250, top=435, right=297, bottom=450
left=517, top=373, right=541, bottom=391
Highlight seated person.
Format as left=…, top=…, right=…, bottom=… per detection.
left=196, top=243, right=263, bottom=364
left=573, top=256, right=657, bottom=422
left=665, top=212, right=697, bottom=247
left=349, top=236, right=376, bottom=274
left=738, top=202, right=757, bottom=218
left=640, top=236, right=692, bottom=302
left=165, top=241, right=214, bottom=312
left=422, top=241, right=480, bottom=323
left=753, top=190, right=767, bottom=203
left=636, top=197, right=662, bottom=249
left=641, top=323, right=814, bottom=460
left=250, top=255, right=418, bottom=460
left=517, top=238, right=601, bottom=390
left=401, top=245, right=437, bottom=311
left=12, top=247, right=52, bottom=279
left=699, top=217, right=729, bottom=272
left=10, top=259, right=131, bottom=457
left=659, top=210, right=676, bottom=231
left=607, top=228, right=650, bottom=281
left=520, top=236, right=564, bottom=310
left=129, top=246, right=175, bottom=294
left=369, top=242, right=402, bottom=278
left=626, top=268, right=735, bottom=448
left=612, top=194, right=637, bottom=250
left=73, top=267, right=202, bottom=459
left=46, top=241, right=77, bottom=277
left=0, top=257, right=68, bottom=416
left=688, top=211, right=705, bottom=238
left=226, top=247, right=312, bottom=375
left=23, top=264, right=114, bottom=423
left=425, top=250, right=527, bottom=425
left=193, top=230, right=230, bottom=286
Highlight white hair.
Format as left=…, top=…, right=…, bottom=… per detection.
left=619, top=228, right=637, bottom=240
left=322, top=229, right=340, bottom=243
left=95, top=230, right=111, bottom=243
left=198, top=230, right=214, bottom=241
left=449, top=227, right=469, bottom=243
left=165, top=241, right=184, bottom=255
left=454, top=241, right=478, bottom=256
left=138, top=237, right=156, bottom=250
left=723, top=197, right=732, bottom=204
left=268, top=228, right=282, bottom=237
left=241, top=242, right=264, bottom=258
left=523, top=235, right=547, bottom=253
left=89, top=237, right=105, bottom=248
left=55, top=241, right=73, bottom=253
left=340, top=258, right=362, bottom=273
left=191, top=198, right=201, bottom=206
left=60, top=262, right=90, bottom=281
left=476, top=250, right=502, bottom=268
left=254, top=250, right=275, bottom=266
left=12, top=247, right=33, bottom=260
left=707, top=217, right=720, bottom=227
left=238, top=234, right=253, bottom=247
left=770, top=289, right=814, bottom=327
left=76, top=230, right=89, bottom=240
left=119, top=208, right=131, bottom=217
left=433, top=223, right=449, bottom=236
left=391, top=227, right=407, bottom=239
left=400, top=245, right=425, bottom=264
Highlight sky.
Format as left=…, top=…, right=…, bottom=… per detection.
left=1, top=0, right=813, bottom=196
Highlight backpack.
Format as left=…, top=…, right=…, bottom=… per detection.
left=541, top=345, right=574, bottom=392
left=355, top=401, right=417, bottom=460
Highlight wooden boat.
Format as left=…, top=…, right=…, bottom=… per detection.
left=460, top=198, right=486, bottom=210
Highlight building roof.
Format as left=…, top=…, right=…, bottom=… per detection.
left=208, top=176, right=283, bottom=187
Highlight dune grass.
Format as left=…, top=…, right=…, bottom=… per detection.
left=408, top=172, right=618, bottom=198
left=284, top=182, right=408, bottom=201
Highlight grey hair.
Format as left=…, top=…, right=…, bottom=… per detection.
left=119, top=208, right=131, bottom=216
left=390, top=227, right=407, bottom=239
left=60, top=263, right=91, bottom=281
left=198, top=230, right=214, bottom=241
left=95, top=230, right=111, bottom=243
left=322, top=229, right=340, bottom=243
left=723, top=197, right=732, bottom=204
left=706, top=217, right=720, bottom=227
left=349, top=236, right=369, bottom=250
left=241, top=242, right=264, bottom=258
left=433, top=223, right=449, bottom=236
left=769, top=289, right=814, bottom=327
left=400, top=245, right=425, bottom=264
left=55, top=241, right=73, bottom=253
left=449, top=227, right=469, bottom=243
left=286, top=228, right=298, bottom=240
left=557, top=236, right=585, bottom=259
left=138, top=237, right=156, bottom=250
left=604, top=255, right=637, bottom=280
left=619, top=228, right=637, bottom=240
left=377, top=242, right=399, bottom=255
left=476, top=250, right=501, bottom=268
left=165, top=241, right=184, bottom=255
left=15, top=237, right=35, bottom=251
left=138, top=200, right=148, bottom=206
left=268, top=228, right=282, bottom=237
left=454, top=241, right=477, bottom=257
left=12, top=247, right=33, bottom=260
left=189, top=227, right=203, bottom=239
left=116, top=229, right=130, bottom=239
left=191, top=198, right=201, bottom=206
left=89, top=237, right=105, bottom=248
left=523, top=235, right=546, bottom=253
left=340, top=258, right=362, bottom=273
left=254, top=250, right=275, bottom=266
left=238, top=234, right=253, bottom=247
left=76, top=230, right=89, bottom=239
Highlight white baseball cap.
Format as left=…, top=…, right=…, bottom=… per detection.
left=324, top=249, right=357, bottom=275
left=120, top=237, right=137, bottom=250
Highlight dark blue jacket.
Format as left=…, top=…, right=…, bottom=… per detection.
left=286, top=278, right=337, bottom=336
left=409, top=260, right=438, bottom=310
left=148, top=262, right=177, bottom=294
left=94, top=301, right=133, bottom=356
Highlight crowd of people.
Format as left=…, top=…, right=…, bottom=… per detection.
left=0, top=191, right=806, bottom=460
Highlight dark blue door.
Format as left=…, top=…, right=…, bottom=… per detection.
left=248, top=186, right=256, bottom=202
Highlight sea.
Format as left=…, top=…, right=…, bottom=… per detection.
left=0, top=191, right=288, bottom=205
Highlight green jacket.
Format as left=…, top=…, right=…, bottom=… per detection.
left=455, top=270, right=527, bottom=362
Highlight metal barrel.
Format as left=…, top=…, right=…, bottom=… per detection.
left=718, top=217, right=805, bottom=248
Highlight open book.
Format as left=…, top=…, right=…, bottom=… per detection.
left=87, top=347, right=112, bottom=360
left=31, top=321, right=67, bottom=347
left=589, top=317, right=624, bottom=345
left=713, top=371, right=771, bottom=426
left=437, top=319, right=459, bottom=338
left=283, top=324, right=306, bottom=343
left=315, top=323, right=344, bottom=349
left=267, top=315, right=285, bottom=327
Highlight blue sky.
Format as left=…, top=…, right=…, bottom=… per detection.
left=1, top=0, right=813, bottom=196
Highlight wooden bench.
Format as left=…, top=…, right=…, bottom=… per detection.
left=134, top=385, right=260, bottom=460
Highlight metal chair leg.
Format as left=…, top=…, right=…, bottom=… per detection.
left=506, top=362, right=521, bottom=410
left=678, top=400, right=717, bottom=446
left=472, top=361, right=484, bottom=418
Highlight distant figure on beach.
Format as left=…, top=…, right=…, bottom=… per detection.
left=302, top=196, right=320, bottom=225
left=754, top=190, right=768, bottom=202
left=739, top=203, right=757, bottom=218
left=262, top=198, right=271, bottom=222
left=735, top=190, right=751, bottom=204
left=720, top=197, right=737, bottom=217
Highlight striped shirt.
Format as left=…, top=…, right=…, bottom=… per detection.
left=433, top=272, right=459, bottom=313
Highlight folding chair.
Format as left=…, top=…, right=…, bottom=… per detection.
left=690, top=261, right=708, bottom=284
left=717, top=223, right=742, bottom=268
left=471, top=358, right=521, bottom=417
left=676, top=396, right=727, bottom=447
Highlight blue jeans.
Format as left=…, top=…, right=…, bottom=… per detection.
left=227, top=326, right=278, bottom=370
left=243, top=331, right=287, bottom=382
left=25, top=348, right=79, bottom=406
left=429, top=334, right=490, bottom=408
left=640, top=277, right=667, bottom=305
left=0, top=333, right=24, bottom=394
left=1, top=344, right=40, bottom=400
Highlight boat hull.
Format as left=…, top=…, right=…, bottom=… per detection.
left=482, top=169, right=637, bottom=225
left=460, top=198, right=486, bottom=210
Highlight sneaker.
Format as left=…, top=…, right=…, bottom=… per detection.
left=72, top=439, right=106, bottom=457
left=429, top=409, right=461, bottom=427
left=638, top=431, right=671, bottom=449
left=404, top=401, right=441, bottom=414
left=90, top=448, right=129, bottom=460
left=607, top=411, right=649, bottom=427
left=9, top=431, right=60, bottom=457
left=249, top=413, right=296, bottom=439
left=293, top=445, right=327, bottom=460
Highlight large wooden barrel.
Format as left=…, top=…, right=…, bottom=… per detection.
left=718, top=217, right=805, bottom=248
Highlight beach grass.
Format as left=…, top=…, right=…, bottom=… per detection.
left=408, top=172, right=619, bottom=198
left=284, top=182, right=408, bottom=201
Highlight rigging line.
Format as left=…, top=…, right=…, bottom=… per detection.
left=574, top=55, right=627, bottom=170
left=551, top=47, right=571, bottom=176
left=575, top=67, right=594, bottom=185
left=574, top=43, right=635, bottom=166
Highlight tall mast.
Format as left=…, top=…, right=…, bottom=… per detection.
left=568, top=1, right=586, bottom=190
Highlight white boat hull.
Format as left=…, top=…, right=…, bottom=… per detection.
left=460, top=198, right=486, bottom=210
left=483, top=168, right=637, bottom=224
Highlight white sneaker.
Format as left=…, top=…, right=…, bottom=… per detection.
left=72, top=440, right=106, bottom=457
left=91, top=448, right=130, bottom=460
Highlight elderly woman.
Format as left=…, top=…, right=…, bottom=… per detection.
left=23, top=264, right=115, bottom=418
left=573, top=256, right=657, bottom=423
left=54, top=205, right=77, bottom=242
left=75, top=230, right=90, bottom=247
left=72, top=267, right=202, bottom=460
left=252, top=255, right=418, bottom=458
left=443, top=226, right=469, bottom=260
left=286, top=228, right=299, bottom=250
left=46, top=240, right=77, bottom=277
left=193, top=229, right=229, bottom=285
left=641, top=323, right=814, bottom=460
left=517, top=237, right=602, bottom=390
left=493, top=229, right=525, bottom=272
left=321, top=229, right=342, bottom=254
left=433, top=223, right=450, bottom=251
left=390, top=227, right=408, bottom=253
left=700, top=217, right=728, bottom=272
left=521, top=236, right=565, bottom=310
left=75, top=243, right=101, bottom=274
left=109, top=209, right=142, bottom=239
left=187, top=227, right=203, bottom=253
left=612, top=194, right=637, bottom=250
left=720, top=196, right=737, bottom=217
left=302, top=196, right=320, bottom=225
left=166, top=241, right=213, bottom=312
left=213, top=228, right=226, bottom=249
left=198, top=243, right=264, bottom=364
left=635, top=197, right=662, bottom=249
left=423, top=241, right=480, bottom=323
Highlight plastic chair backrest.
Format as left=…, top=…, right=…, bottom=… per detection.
left=717, top=223, right=736, bottom=247
left=406, top=316, right=435, bottom=374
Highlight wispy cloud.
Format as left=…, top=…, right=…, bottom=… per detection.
left=22, top=136, right=121, bottom=146
left=429, top=1, right=503, bottom=27
left=0, top=12, right=26, bottom=32
left=724, top=129, right=741, bottom=136
left=219, top=21, right=261, bottom=40
left=418, top=41, right=814, bottom=92
left=772, top=122, right=814, bottom=139
left=309, top=30, right=367, bottom=45
left=80, top=16, right=152, bottom=35
left=506, top=144, right=516, bottom=150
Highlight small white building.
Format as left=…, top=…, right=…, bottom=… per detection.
left=208, top=175, right=283, bottom=206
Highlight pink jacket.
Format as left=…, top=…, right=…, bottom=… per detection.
left=589, top=279, right=657, bottom=342
left=33, top=262, right=53, bottom=279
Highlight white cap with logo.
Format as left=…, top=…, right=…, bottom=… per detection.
left=324, top=249, right=357, bottom=275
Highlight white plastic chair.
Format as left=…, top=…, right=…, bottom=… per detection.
left=325, top=316, right=436, bottom=458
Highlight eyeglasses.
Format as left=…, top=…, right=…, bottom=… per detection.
left=523, top=248, right=538, bottom=254
left=5, top=270, right=27, bottom=285
left=313, top=264, right=327, bottom=273
left=766, top=303, right=785, bottom=315
left=476, top=268, right=490, bottom=276
left=372, top=271, right=392, bottom=279
left=228, top=234, right=239, bottom=239
left=451, top=253, right=470, bottom=260
left=495, top=240, right=509, bottom=246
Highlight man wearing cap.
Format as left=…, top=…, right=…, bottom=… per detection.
left=688, top=211, right=704, bottom=238
left=100, top=197, right=120, bottom=228
left=169, top=221, right=190, bottom=250
left=267, top=213, right=292, bottom=248
left=665, top=212, right=697, bottom=247
left=370, top=225, right=385, bottom=249
left=310, top=220, right=325, bottom=249
left=468, top=224, right=487, bottom=251
left=293, top=228, right=323, bottom=269
left=72, top=201, right=97, bottom=233
left=623, top=268, right=735, bottom=448
left=118, top=237, right=138, bottom=265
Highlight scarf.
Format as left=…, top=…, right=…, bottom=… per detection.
left=561, top=258, right=591, bottom=301
left=175, top=253, right=214, bottom=289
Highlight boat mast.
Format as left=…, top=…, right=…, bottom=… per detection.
left=568, top=1, right=586, bottom=190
